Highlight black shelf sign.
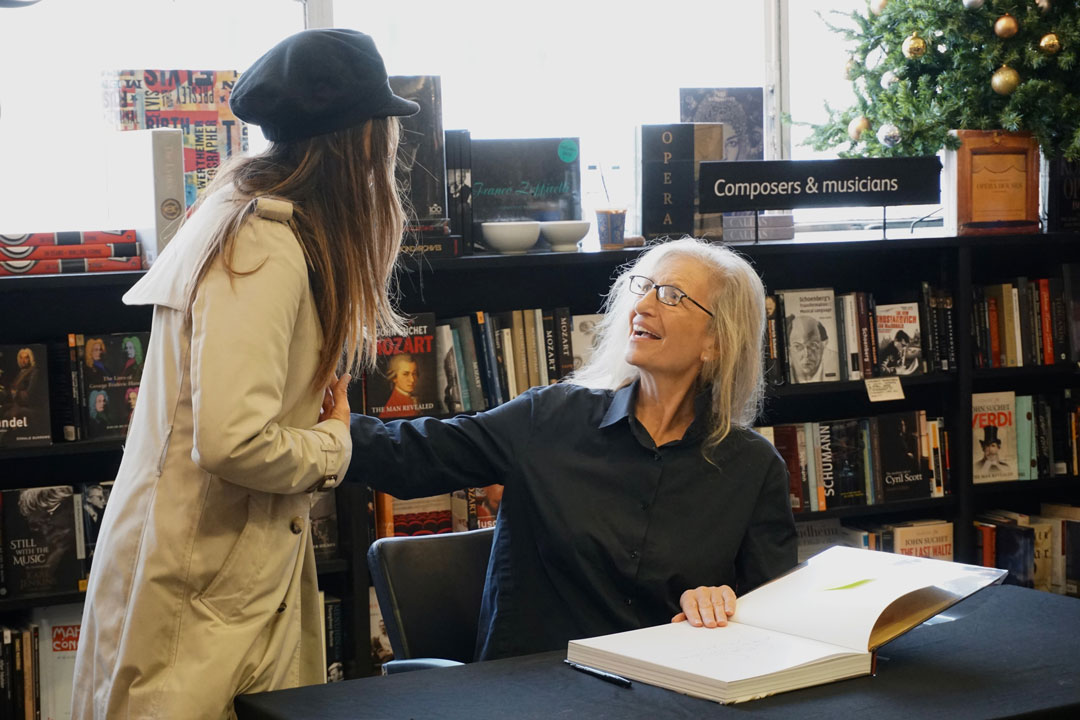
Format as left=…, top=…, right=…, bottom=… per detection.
left=699, top=157, right=942, bottom=212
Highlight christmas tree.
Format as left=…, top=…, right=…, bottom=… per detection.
left=804, top=0, right=1080, bottom=160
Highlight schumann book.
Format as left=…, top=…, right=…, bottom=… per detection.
left=0, top=344, right=51, bottom=448
left=2, top=486, right=84, bottom=598
left=76, top=332, right=151, bottom=440
left=568, top=546, right=1005, bottom=705
left=364, top=313, right=437, bottom=420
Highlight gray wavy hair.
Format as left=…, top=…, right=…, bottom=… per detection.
left=568, top=237, right=766, bottom=450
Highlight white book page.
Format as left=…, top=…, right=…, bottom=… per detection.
left=731, top=547, right=1002, bottom=651
left=570, top=620, right=858, bottom=684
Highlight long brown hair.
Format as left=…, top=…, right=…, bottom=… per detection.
left=185, top=118, right=407, bottom=388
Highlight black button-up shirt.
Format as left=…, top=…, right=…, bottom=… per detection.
left=348, top=380, right=797, bottom=661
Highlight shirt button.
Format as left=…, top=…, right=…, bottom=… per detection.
left=290, top=516, right=304, bottom=534
left=653, top=453, right=661, bottom=461
left=640, top=502, right=650, bottom=511
left=277, top=602, right=287, bottom=614
left=625, top=598, right=633, bottom=606
left=629, top=550, right=639, bottom=559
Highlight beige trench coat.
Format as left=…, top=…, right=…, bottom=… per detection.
left=71, top=189, right=351, bottom=720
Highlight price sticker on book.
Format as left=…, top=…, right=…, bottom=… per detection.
left=864, top=377, right=905, bottom=402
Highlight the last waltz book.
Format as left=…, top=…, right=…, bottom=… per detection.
left=2, top=486, right=83, bottom=598
left=364, top=313, right=438, bottom=420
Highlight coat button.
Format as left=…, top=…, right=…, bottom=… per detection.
left=290, top=516, right=304, bottom=534
left=277, top=602, right=287, bottom=614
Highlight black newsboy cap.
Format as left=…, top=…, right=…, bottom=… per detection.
left=230, top=28, right=420, bottom=142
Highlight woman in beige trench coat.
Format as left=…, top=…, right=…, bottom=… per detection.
left=71, top=29, right=419, bottom=720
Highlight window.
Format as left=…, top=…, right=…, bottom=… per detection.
left=0, top=0, right=303, bottom=233
left=335, top=0, right=767, bottom=243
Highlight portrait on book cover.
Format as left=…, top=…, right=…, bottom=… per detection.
left=375, top=353, right=435, bottom=419
left=5, top=486, right=82, bottom=595
left=679, top=87, right=765, bottom=162
left=784, top=313, right=840, bottom=384
left=0, top=344, right=50, bottom=445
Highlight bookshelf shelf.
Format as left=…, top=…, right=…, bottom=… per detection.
left=0, top=270, right=146, bottom=294
left=972, top=477, right=1080, bottom=495
left=0, top=438, right=124, bottom=461
left=800, top=496, right=957, bottom=521
left=315, top=557, right=349, bottom=576
left=972, top=364, right=1080, bottom=383
left=768, top=373, right=953, bottom=399
left=0, top=591, right=85, bottom=613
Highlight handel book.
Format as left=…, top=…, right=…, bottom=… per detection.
left=0, top=344, right=51, bottom=448
left=567, top=546, right=1006, bottom=705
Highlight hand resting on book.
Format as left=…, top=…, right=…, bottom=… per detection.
left=671, top=585, right=737, bottom=627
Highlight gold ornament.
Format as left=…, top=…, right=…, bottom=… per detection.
left=991, top=65, right=1020, bottom=95
left=995, top=14, right=1019, bottom=39
left=1039, top=33, right=1061, bottom=54
left=845, top=57, right=858, bottom=80
left=848, top=116, right=871, bottom=142
left=869, top=0, right=888, bottom=16
left=902, top=32, right=928, bottom=59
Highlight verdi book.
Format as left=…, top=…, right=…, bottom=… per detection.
left=972, top=391, right=1019, bottom=483
left=567, top=546, right=1005, bottom=705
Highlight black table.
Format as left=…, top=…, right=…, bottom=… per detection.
left=235, top=585, right=1080, bottom=719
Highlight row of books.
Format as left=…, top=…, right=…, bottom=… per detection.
left=0, top=333, right=150, bottom=450
left=360, top=310, right=603, bottom=420
left=971, top=390, right=1078, bottom=483
left=0, top=603, right=83, bottom=720
left=796, top=517, right=955, bottom=563
left=764, top=283, right=956, bottom=387
left=0, top=590, right=346, bottom=720
left=970, top=271, right=1079, bottom=369
left=0, top=482, right=337, bottom=602
left=0, top=231, right=144, bottom=277
left=757, top=410, right=948, bottom=513
left=974, top=505, right=1080, bottom=596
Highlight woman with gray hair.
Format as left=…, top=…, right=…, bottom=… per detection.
left=331, top=237, right=797, bottom=661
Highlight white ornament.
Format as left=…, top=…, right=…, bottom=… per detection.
left=1036, top=0, right=1050, bottom=14
left=880, top=70, right=900, bottom=89
left=962, top=0, right=985, bottom=10
left=877, top=123, right=902, bottom=147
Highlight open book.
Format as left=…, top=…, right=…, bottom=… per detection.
left=567, top=546, right=1006, bottom=704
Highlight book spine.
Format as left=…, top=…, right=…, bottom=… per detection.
left=856, top=292, right=873, bottom=379
left=943, top=292, right=957, bottom=371
left=542, top=309, right=559, bottom=383
left=1039, top=279, right=1055, bottom=365
left=986, top=292, right=1002, bottom=368
left=0, top=243, right=141, bottom=261
left=1050, top=277, right=1068, bottom=364
left=866, top=293, right=879, bottom=375
left=473, top=312, right=502, bottom=406
left=0, top=256, right=143, bottom=276
left=1015, top=278, right=1033, bottom=367
left=553, top=307, right=575, bottom=379
left=639, top=124, right=695, bottom=240
left=532, top=308, right=548, bottom=386
left=918, top=282, right=936, bottom=374
left=843, top=293, right=861, bottom=380
left=449, top=327, right=472, bottom=413
left=869, top=416, right=884, bottom=505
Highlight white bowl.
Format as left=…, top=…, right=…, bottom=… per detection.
left=481, top=221, right=541, bottom=254
left=540, top=220, right=590, bottom=252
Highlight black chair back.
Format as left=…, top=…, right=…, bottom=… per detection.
left=367, top=526, right=495, bottom=663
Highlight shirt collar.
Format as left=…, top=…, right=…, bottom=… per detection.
left=598, top=378, right=714, bottom=439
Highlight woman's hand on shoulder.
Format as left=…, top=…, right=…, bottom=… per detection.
left=671, top=585, right=736, bottom=628
left=319, top=373, right=352, bottom=426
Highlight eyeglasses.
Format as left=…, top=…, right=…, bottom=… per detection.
left=628, top=275, right=714, bottom=317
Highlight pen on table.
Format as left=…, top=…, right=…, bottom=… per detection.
left=563, top=659, right=633, bottom=688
